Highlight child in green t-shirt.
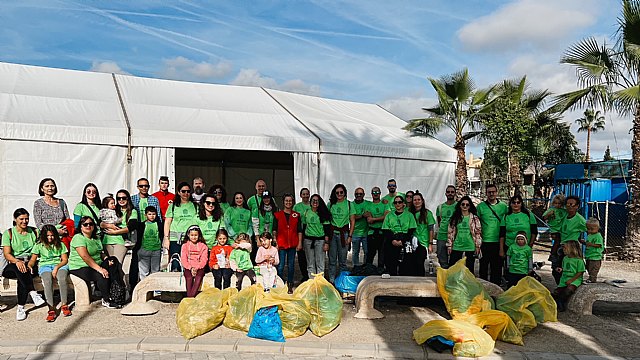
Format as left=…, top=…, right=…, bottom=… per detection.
left=582, top=217, right=604, bottom=283
left=553, top=240, right=585, bottom=312
left=138, top=206, right=163, bottom=280
left=506, top=231, right=533, bottom=288
left=229, top=233, right=256, bottom=291
left=543, top=194, right=566, bottom=262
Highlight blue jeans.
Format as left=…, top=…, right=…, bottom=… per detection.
left=277, top=248, right=296, bottom=284
left=328, top=233, right=348, bottom=283
left=351, top=235, right=367, bottom=267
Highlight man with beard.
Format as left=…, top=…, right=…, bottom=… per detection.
left=476, top=184, right=507, bottom=284
left=435, top=185, right=457, bottom=269
left=191, top=177, right=205, bottom=204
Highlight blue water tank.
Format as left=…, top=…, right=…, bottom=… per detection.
left=589, top=179, right=612, bottom=202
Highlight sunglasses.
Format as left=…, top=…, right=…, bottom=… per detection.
left=117, top=196, right=127, bottom=201
left=372, top=191, right=381, bottom=195
left=86, top=189, right=96, bottom=195
left=81, top=222, right=95, bottom=228
left=388, top=185, right=397, bottom=188
left=180, top=189, right=191, bottom=194
left=336, top=191, right=344, bottom=195
left=204, top=200, right=216, bottom=206
left=137, top=184, right=150, bottom=188
left=311, top=200, right=319, bottom=203
left=393, top=201, right=404, bottom=204
left=355, top=193, right=364, bottom=196
left=213, top=190, right=222, bottom=194
left=461, top=203, right=471, bottom=207
left=446, top=191, right=455, bottom=194
left=511, top=201, right=522, bottom=205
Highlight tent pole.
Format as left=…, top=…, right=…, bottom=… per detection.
left=112, top=74, right=133, bottom=187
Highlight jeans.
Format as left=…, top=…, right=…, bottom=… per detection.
left=479, top=242, right=502, bottom=285
left=138, top=249, right=162, bottom=280
left=351, top=235, right=367, bottom=267
left=212, top=267, right=233, bottom=289
left=277, top=248, right=297, bottom=285
left=436, top=240, right=449, bottom=269
left=328, top=233, right=348, bottom=283
left=2, top=263, right=36, bottom=305
left=304, top=238, right=326, bottom=277
left=39, top=265, right=69, bottom=307
left=169, top=241, right=183, bottom=272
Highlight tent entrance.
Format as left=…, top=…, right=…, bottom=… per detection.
left=175, top=148, right=294, bottom=200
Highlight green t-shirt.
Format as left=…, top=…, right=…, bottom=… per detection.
left=219, top=202, right=230, bottom=215
left=453, top=216, right=475, bottom=251
left=224, top=206, right=253, bottom=241
left=382, top=192, right=406, bottom=210
left=165, top=202, right=198, bottom=237
left=543, top=207, right=567, bottom=233
left=293, top=202, right=311, bottom=216
left=230, top=248, right=253, bottom=271
left=351, top=200, right=370, bottom=236
left=585, top=232, right=604, bottom=260
left=73, top=203, right=100, bottom=223
left=142, top=221, right=161, bottom=251
left=328, top=200, right=356, bottom=229
left=413, top=210, right=436, bottom=247
left=476, top=201, right=508, bottom=243
left=436, top=202, right=457, bottom=241
left=501, top=212, right=537, bottom=248
left=68, top=233, right=103, bottom=270
left=366, top=201, right=388, bottom=232
left=382, top=211, right=417, bottom=234
left=247, top=195, right=262, bottom=217
left=561, top=214, right=586, bottom=243
left=102, top=210, right=138, bottom=245
left=31, top=242, right=67, bottom=267
left=255, top=210, right=275, bottom=234
left=196, top=216, right=225, bottom=248
left=507, top=244, right=532, bottom=275
left=302, top=209, right=329, bottom=238
left=1, top=227, right=37, bottom=258
left=559, top=256, right=585, bottom=287
left=139, top=197, right=149, bottom=213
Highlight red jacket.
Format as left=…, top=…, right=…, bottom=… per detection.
left=274, top=211, right=301, bottom=249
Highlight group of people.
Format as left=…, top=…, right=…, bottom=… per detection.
left=1, top=176, right=603, bottom=321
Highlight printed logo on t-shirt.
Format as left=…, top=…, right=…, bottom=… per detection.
left=182, top=208, right=189, bottom=215
left=207, top=222, right=213, bottom=229
left=444, top=209, right=452, bottom=217
left=22, top=240, right=30, bottom=249
left=513, top=217, right=521, bottom=224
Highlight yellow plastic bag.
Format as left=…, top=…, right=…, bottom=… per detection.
left=496, top=276, right=557, bottom=335
left=176, top=287, right=237, bottom=339
left=223, top=284, right=265, bottom=332
left=413, top=319, right=495, bottom=358
left=293, top=273, right=342, bottom=337
left=257, top=288, right=312, bottom=338
left=466, top=310, right=524, bottom=346
left=437, top=258, right=495, bottom=320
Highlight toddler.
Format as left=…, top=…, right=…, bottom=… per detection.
left=505, top=231, right=533, bottom=288
left=553, top=240, right=585, bottom=312
left=138, top=206, right=163, bottom=280
left=582, top=217, right=604, bottom=283
left=255, top=232, right=279, bottom=291
left=209, top=229, right=234, bottom=289
left=99, top=196, right=121, bottom=227
left=229, top=233, right=256, bottom=291
left=543, top=194, right=567, bottom=263
left=180, top=225, right=208, bottom=297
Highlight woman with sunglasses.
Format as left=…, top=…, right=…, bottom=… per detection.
left=301, top=194, right=332, bottom=278
left=102, top=189, right=138, bottom=266
left=499, top=195, right=538, bottom=259
left=447, top=196, right=482, bottom=273
left=408, top=192, right=436, bottom=276
left=163, top=182, right=199, bottom=271
left=196, top=193, right=225, bottom=249
left=69, top=216, right=119, bottom=308
left=381, top=195, right=417, bottom=276
left=326, top=184, right=356, bottom=283
left=223, top=192, right=253, bottom=245
left=209, top=184, right=230, bottom=215
left=72, top=183, right=102, bottom=232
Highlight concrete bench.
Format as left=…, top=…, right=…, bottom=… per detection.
left=1, top=274, right=92, bottom=312
left=354, top=275, right=504, bottom=319
left=121, top=271, right=285, bottom=316
left=567, top=281, right=640, bottom=316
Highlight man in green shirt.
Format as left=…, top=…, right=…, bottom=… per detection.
left=364, top=186, right=388, bottom=269
left=476, top=184, right=508, bottom=285
left=351, top=187, right=370, bottom=267
left=247, top=179, right=266, bottom=217
left=381, top=179, right=405, bottom=210
left=435, top=185, right=457, bottom=269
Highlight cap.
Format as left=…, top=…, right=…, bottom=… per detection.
left=262, top=190, right=272, bottom=197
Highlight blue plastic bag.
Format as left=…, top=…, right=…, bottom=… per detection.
left=334, top=271, right=366, bottom=294
left=247, top=306, right=286, bottom=342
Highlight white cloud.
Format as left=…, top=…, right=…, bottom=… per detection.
left=508, top=55, right=578, bottom=94
left=457, top=0, right=598, bottom=53
left=89, top=60, right=130, bottom=75
left=160, top=56, right=232, bottom=81
left=379, top=95, right=435, bottom=121
left=230, top=68, right=321, bottom=96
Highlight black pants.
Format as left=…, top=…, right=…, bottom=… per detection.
left=366, top=229, right=385, bottom=268
left=409, top=244, right=428, bottom=276
left=505, top=271, right=527, bottom=288
left=212, top=268, right=233, bottom=289
left=128, top=237, right=143, bottom=291
left=479, top=242, right=502, bottom=285
left=70, top=266, right=111, bottom=302
left=449, top=250, right=476, bottom=274
left=2, top=263, right=37, bottom=305
left=235, top=269, right=256, bottom=291
left=297, top=249, right=309, bottom=281
left=384, top=239, right=405, bottom=276
left=552, top=248, right=565, bottom=285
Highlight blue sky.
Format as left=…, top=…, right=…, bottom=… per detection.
left=0, top=0, right=630, bottom=159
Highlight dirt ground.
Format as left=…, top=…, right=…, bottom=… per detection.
left=1, top=250, right=639, bottom=357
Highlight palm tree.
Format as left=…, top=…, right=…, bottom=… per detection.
left=404, top=68, right=493, bottom=198
left=554, top=0, right=640, bottom=260
left=575, top=109, right=606, bottom=161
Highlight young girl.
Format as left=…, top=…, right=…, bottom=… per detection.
left=553, top=240, right=585, bottom=312
left=209, top=229, right=234, bottom=290
left=543, top=194, right=566, bottom=262
left=255, top=232, right=279, bottom=291
left=229, top=233, right=256, bottom=291
left=583, top=217, right=604, bottom=283
left=180, top=225, right=208, bottom=297
left=28, top=224, right=71, bottom=321
left=506, top=231, right=533, bottom=288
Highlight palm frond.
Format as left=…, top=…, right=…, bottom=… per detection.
left=550, top=85, right=611, bottom=113
left=403, top=117, right=444, bottom=137
left=561, top=37, right=617, bottom=87
left=613, top=84, right=640, bottom=115
left=619, top=0, right=640, bottom=72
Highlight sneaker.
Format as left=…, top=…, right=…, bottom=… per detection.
left=101, top=299, right=118, bottom=309
left=30, top=292, right=45, bottom=307
left=16, top=307, right=27, bottom=321
left=585, top=279, right=596, bottom=284
left=124, top=240, right=133, bottom=247
left=46, top=310, right=57, bottom=322
left=61, top=305, right=72, bottom=317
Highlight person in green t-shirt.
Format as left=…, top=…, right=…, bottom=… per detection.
left=476, top=184, right=508, bottom=285
left=543, top=194, right=567, bottom=261
left=364, top=186, right=389, bottom=269
left=381, top=195, right=417, bottom=275
left=229, top=233, right=257, bottom=291
left=436, top=185, right=457, bottom=269
left=102, top=190, right=138, bottom=271
left=351, top=187, right=370, bottom=267
left=552, top=195, right=586, bottom=285
left=224, top=192, right=253, bottom=245
left=499, top=194, right=538, bottom=257
left=247, top=179, right=267, bottom=218
left=554, top=240, right=585, bottom=312
left=209, top=184, right=230, bottom=215
left=583, top=217, right=604, bottom=283
left=326, top=184, right=356, bottom=283
left=408, top=192, right=436, bottom=276
left=138, top=206, right=164, bottom=280
left=252, top=191, right=278, bottom=236
left=381, top=179, right=405, bottom=210
left=301, top=194, right=332, bottom=277
left=505, top=231, right=533, bottom=288
left=197, top=194, right=225, bottom=248
left=72, top=183, right=102, bottom=229
left=446, top=196, right=482, bottom=273
left=293, top=187, right=311, bottom=215
left=163, top=182, right=199, bottom=272
left=28, top=224, right=70, bottom=321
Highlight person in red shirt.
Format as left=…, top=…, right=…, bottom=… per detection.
left=152, top=176, right=174, bottom=221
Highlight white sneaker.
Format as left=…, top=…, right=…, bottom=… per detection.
left=30, top=292, right=45, bottom=307
left=101, top=299, right=118, bottom=309
left=16, top=307, right=26, bottom=321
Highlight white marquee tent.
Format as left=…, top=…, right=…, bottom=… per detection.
left=0, top=62, right=456, bottom=228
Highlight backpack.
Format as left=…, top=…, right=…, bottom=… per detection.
left=104, top=256, right=127, bottom=306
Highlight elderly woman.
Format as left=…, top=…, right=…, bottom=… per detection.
left=101, top=189, right=138, bottom=266
left=3, top=208, right=46, bottom=320
left=33, top=178, right=71, bottom=249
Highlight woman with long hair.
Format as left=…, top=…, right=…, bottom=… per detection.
left=196, top=193, right=225, bottom=249
left=447, top=196, right=482, bottom=273
left=223, top=191, right=253, bottom=245
left=408, top=192, right=436, bottom=276
left=72, top=183, right=102, bottom=229
left=102, top=189, right=137, bottom=266
left=326, top=184, right=356, bottom=283
left=301, top=194, right=332, bottom=278
left=273, top=193, right=302, bottom=293
left=163, top=182, right=199, bottom=271
left=499, top=194, right=538, bottom=258
left=381, top=195, right=417, bottom=276
left=209, top=184, right=230, bottom=214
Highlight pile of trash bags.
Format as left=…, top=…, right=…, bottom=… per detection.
left=176, top=274, right=343, bottom=340
left=413, top=258, right=557, bottom=357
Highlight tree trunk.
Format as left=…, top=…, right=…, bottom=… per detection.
left=454, top=137, right=468, bottom=198
left=586, top=128, right=591, bottom=162
left=623, top=104, right=640, bottom=261
left=509, top=151, right=521, bottom=196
